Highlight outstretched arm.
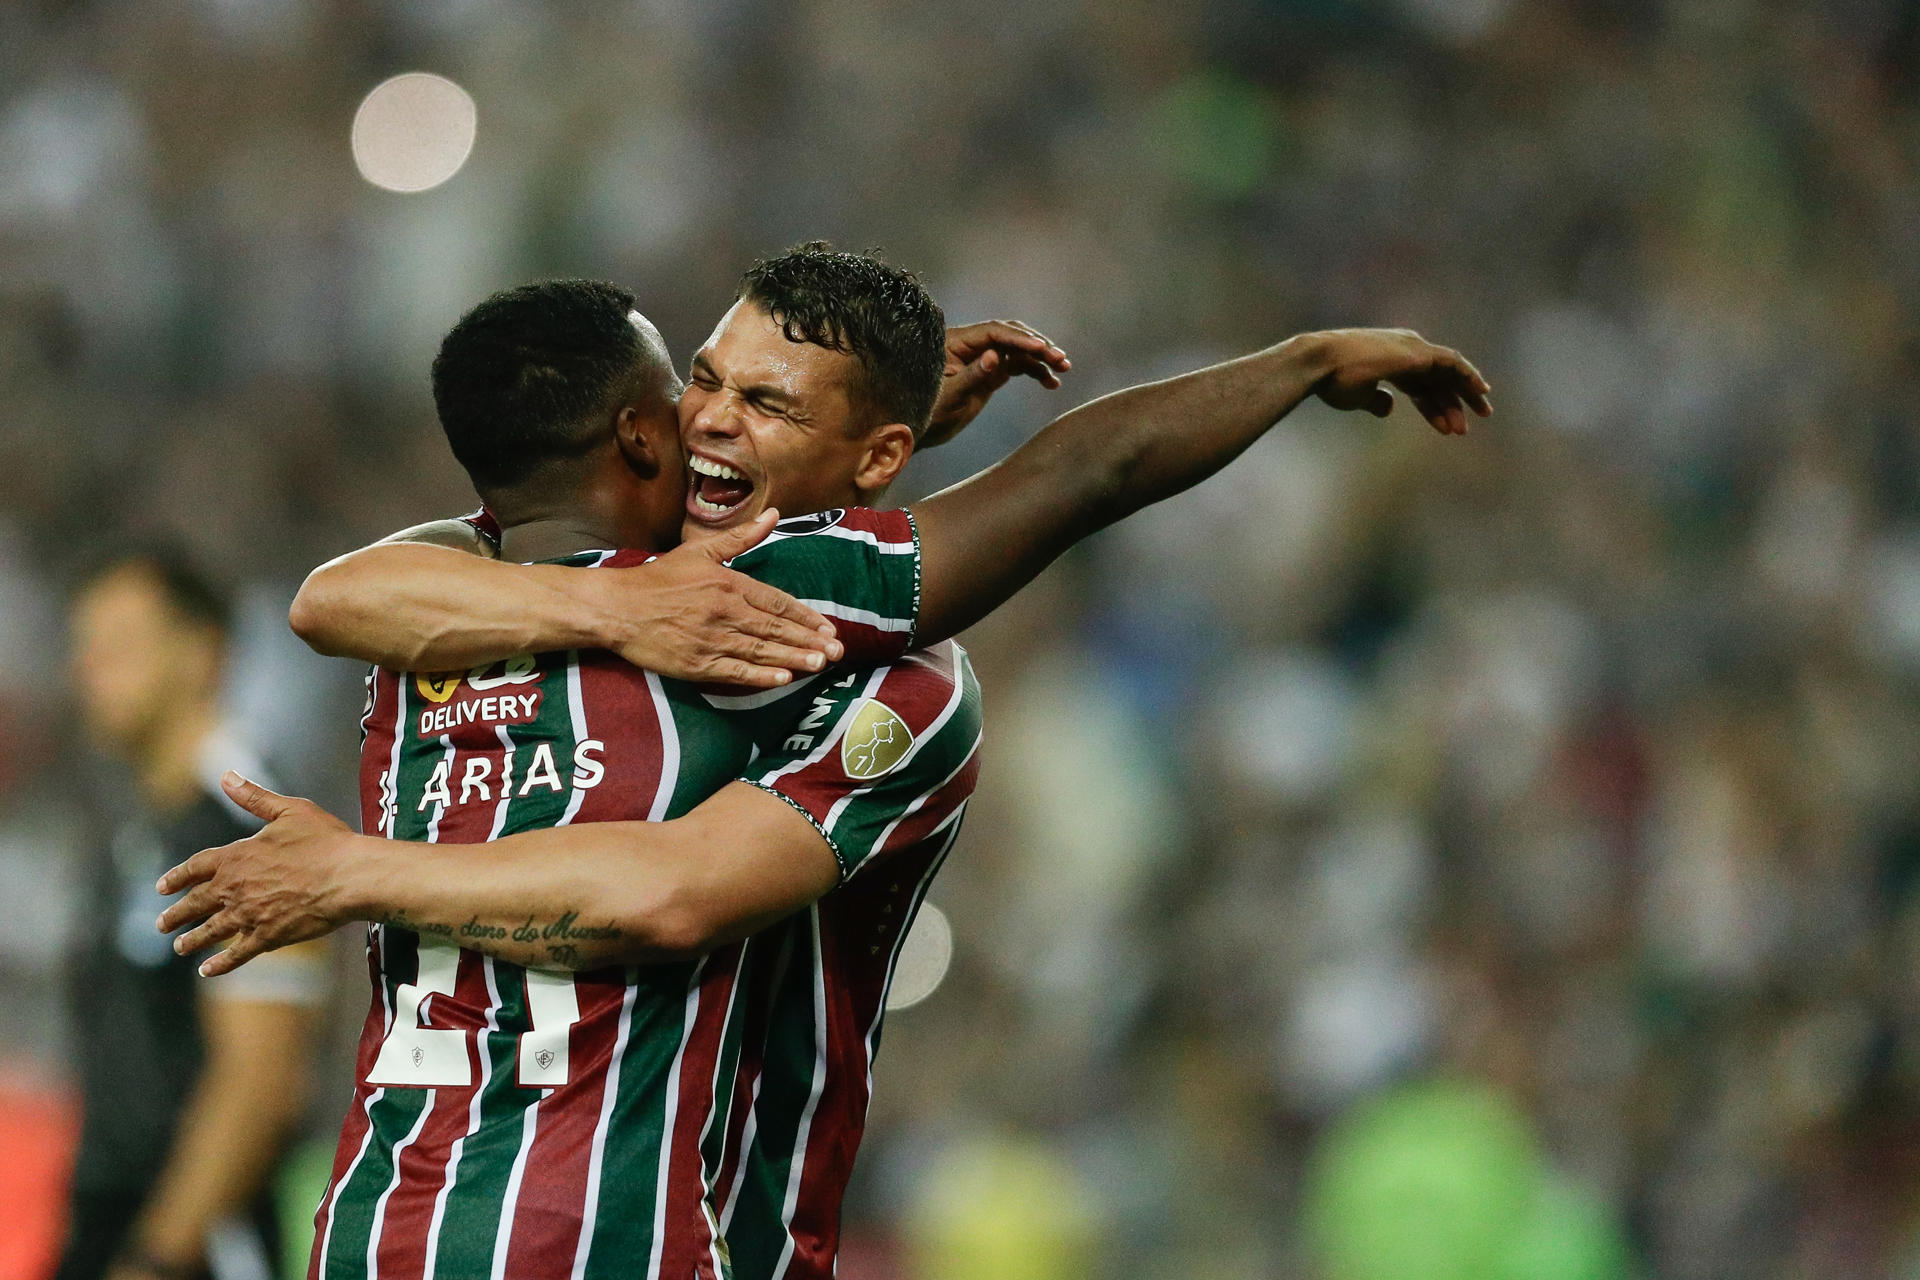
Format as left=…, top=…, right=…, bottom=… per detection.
left=158, top=775, right=837, bottom=973
left=909, top=328, right=1488, bottom=642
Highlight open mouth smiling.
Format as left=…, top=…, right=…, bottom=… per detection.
left=687, top=453, right=756, bottom=522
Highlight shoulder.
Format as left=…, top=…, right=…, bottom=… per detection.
left=848, top=642, right=981, bottom=772
left=734, top=507, right=917, bottom=561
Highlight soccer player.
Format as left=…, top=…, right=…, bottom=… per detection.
left=163, top=251, right=1488, bottom=1278
left=62, top=550, right=329, bottom=1280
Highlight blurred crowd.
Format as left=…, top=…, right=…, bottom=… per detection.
left=6, top=0, right=1920, bottom=1277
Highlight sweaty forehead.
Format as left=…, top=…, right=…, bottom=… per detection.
left=699, top=300, right=857, bottom=402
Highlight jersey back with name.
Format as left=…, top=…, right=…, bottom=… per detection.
left=311, top=510, right=922, bottom=1280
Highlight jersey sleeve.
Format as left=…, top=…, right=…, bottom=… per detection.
left=739, top=643, right=982, bottom=881
left=726, top=508, right=920, bottom=666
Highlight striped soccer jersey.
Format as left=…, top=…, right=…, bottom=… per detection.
left=711, top=640, right=981, bottom=1280
left=311, top=507, right=967, bottom=1280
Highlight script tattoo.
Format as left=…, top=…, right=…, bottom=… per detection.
left=375, top=909, right=623, bottom=967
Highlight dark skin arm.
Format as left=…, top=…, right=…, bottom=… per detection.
left=911, top=327, right=1486, bottom=640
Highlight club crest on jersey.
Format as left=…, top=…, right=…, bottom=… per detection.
left=413, top=655, right=545, bottom=737
left=841, top=699, right=912, bottom=779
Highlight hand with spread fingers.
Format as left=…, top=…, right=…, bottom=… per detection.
left=598, top=508, right=844, bottom=687
left=923, top=320, right=1073, bottom=448
left=157, top=772, right=358, bottom=976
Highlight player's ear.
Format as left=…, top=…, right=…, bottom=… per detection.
left=614, top=405, right=663, bottom=479
left=853, top=423, right=915, bottom=497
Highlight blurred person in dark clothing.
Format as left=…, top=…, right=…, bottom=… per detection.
left=60, top=550, right=329, bottom=1280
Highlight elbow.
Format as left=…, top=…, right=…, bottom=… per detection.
left=614, top=883, right=726, bottom=962
left=289, top=571, right=345, bottom=655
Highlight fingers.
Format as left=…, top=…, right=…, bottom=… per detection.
left=221, top=771, right=297, bottom=822
left=737, top=578, right=836, bottom=639
left=950, top=321, right=1071, bottom=375
left=199, top=934, right=266, bottom=978
left=694, top=509, right=780, bottom=563
left=173, top=911, right=238, bottom=958
left=737, top=601, right=844, bottom=660
left=157, top=843, right=225, bottom=896
left=157, top=881, right=223, bottom=934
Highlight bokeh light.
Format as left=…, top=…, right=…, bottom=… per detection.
left=885, top=903, right=953, bottom=1011
left=350, top=72, right=476, bottom=193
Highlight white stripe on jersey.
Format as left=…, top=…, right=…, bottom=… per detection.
left=698, top=670, right=823, bottom=712
left=797, top=600, right=911, bottom=633
left=366, top=1089, right=438, bottom=1279
left=769, top=910, right=831, bottom=1280
left=557, top=650, right=591, bottom=827
left=644, top=670, right=680, bottom=821
left=382, top=673, right=408, bottom=836
left=858, top=725, right=983, bottom=879
left=697, top=963, right=745, bottom=1278
left=822, top=645, right=966, bottom=836
left=757, top=667, right=892, bottom=789
left=756, top=523, right=915, bottom=553
left=571, top=975, right=639, bottom=1280
left=424, top=734, right=456, bottom=841
left=487, top=1094, right=543, bottom=1280
left=645, top=959, right=708, bottom=1280
left=424, top=955, right=506, bottom=1280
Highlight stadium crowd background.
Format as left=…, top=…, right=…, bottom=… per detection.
left=5, top=0, right=1920, bottom=1277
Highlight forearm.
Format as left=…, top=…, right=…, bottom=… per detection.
left=291, top=544, right=622, bottom=670
left=127, top=1004, right=313, bottom=1269
left=336, top=827, right=690, bottom=969
left=914, top=333, right=1336, bottom=639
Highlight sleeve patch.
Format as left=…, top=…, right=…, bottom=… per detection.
left=840, top=699, right=914, bottom=779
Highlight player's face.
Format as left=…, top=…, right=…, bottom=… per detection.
left=677, top=301, right=882, bottom=541
left=69, top=567, right=220, bottom=754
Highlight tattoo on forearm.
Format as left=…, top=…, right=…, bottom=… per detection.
left=375, top=909, right=623, bottom=958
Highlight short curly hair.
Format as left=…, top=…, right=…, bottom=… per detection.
left=431, top=279, right=646, bottom=491
left=738, top=243, right=946, bottom=439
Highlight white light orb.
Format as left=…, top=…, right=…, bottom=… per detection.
left=351, top=72, right=476, bottom=193
left=886, top=904, right=953, bottom=1012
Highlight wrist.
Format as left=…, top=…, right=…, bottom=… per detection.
left=1276, top=330, right=1340, bottom=385
left=329, top=834, right=393, bottom=921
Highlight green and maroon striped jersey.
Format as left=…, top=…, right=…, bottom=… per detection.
left=712, top=641, right=982, bottom=1280
left=312, top=508, right=928, bottom=1280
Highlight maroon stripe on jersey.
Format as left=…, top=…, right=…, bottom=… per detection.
left=779, top=823, right=964, bottom=1279
left=570, top=653, right=668, bottom=823
left=833, top=508, right=915, bottom=544
left=373, top=949, right=492, bottom=1276
left=863, top=749, right=982, bottom=861
left=359, top=672, right=400, bottom=836
left=780, top=919, right=869, bottom=1279
left=497, top=969, right=628, bottom=1276
left=656, top=952, right=743, bottom=1279
left=768, top=647, right=961, bottom=825
left=309, top=934, right=392, bottom=1280
left=713, top=939, right=779, bottom=1226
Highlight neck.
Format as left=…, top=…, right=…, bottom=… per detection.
left=488, top=451, right=671, bottom=563
left=498, top=515, right=626, bottom=563
left=137, top=699, right=219, bottom=812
